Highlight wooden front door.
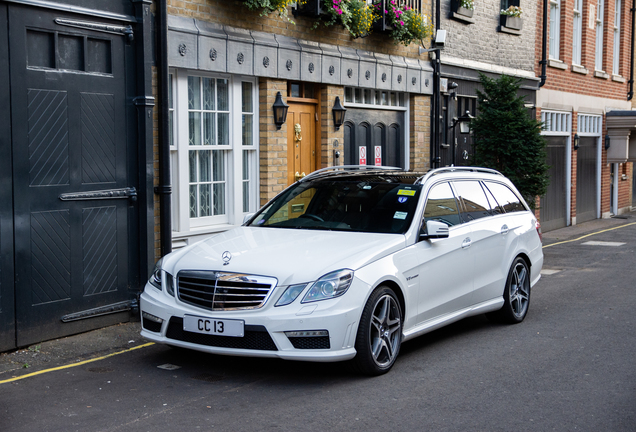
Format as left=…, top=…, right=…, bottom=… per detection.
left=287, top=102, right=317, bottom=185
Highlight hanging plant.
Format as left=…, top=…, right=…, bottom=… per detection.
left=380, top=1, right=434, bottom=46
left=314, top=0, right=378, bottom=39
left=241, top=0, right=307, bottom=22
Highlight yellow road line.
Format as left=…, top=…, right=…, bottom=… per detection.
left=543, top=221, right=636, bottom=248
left=0, top=342, right=155, bottom=385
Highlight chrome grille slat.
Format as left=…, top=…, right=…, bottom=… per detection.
left=176, top=271, right=277, bottom=311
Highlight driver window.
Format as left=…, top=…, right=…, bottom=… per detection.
left=423, top=182, right=461, bottom=226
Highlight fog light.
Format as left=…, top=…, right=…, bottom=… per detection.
left=284, top=330, right=329, bottom=337
left=142, top=311, right=163, bottom=324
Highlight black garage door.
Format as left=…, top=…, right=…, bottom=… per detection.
left=540, top=136, right=567, bottom=232
left=576, top=137, right=598, bottom=223
left=343, top=108, right=405, bottom=168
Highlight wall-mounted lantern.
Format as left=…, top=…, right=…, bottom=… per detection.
left=332, top=96, right=347, bottom=131
left=272, top=91, right=289, bottom=130
left=573, top=133, right=580, bottom=150
left=605, top=134, right=611, bottom=150
left=458, top=111, right=474, bottom=134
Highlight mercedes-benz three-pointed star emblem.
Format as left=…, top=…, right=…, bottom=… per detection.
left=222, top=251, right=232, bottom=266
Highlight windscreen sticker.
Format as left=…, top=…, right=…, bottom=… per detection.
left=397, top=189, right=416, bottom=196
left=394, top=211, right=408, bottom=220
left=398, top=197, right=408, bottom=204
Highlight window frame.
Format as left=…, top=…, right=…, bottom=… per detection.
left=595, top=0, right=605, bottom=71
left=170, top=69, right=259, bottom=236
left=613, top=0, right=622, bottom=75
left=572, top=0, right=583, bottom=65
left=549, top=0, right=561, bottom=60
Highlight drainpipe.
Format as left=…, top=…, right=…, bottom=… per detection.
left=431, top=0, right=442, bottom=168
left=628, top=0, right=635, bottom=100
left=156, top=0, right=172, bottom=255
left=539, top=0, right=548, bottom=87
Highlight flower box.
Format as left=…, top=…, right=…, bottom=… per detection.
left=372, top=0, right=393, bottom=32
left=293, top=0, right=323, bottom=18
left=500, top=14, right=522, bottom=30
left=451, top=0, right=473, bottom=18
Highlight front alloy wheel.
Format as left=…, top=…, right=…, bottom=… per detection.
left=353, top=286, right=402, bottom=375
left=490, top=257, right=530, bottom=324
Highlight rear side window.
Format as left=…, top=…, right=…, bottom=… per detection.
left=453, top=181, right=492, bottom=222
left=484, top=182, right=527, bottom=213
left=423, top=182, right=461, bottom=226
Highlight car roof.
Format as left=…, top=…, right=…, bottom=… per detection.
left=299, top=166, right=505, bottom=186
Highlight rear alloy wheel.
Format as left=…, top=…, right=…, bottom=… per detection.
left=490, top=257, right=531, bottom=324
left=353, top=286, right=402, bottom=375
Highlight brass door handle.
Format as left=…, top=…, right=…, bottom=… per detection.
left=295, top=171, right=306, bottom=181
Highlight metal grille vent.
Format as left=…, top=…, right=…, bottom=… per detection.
left=177, top=271, right=277, bottom=311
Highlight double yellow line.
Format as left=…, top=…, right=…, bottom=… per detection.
left=542, top=221, right=636, bottom=248
left=0, top=342, right=154, bottom=385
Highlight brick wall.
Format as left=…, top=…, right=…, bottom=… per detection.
left=319, top=86, right=345, bottom=168
left=409, top=93, right=430, bottom=171
left=441, top=0, right=536, bottom=72
left=537, top=0, right=631, bottom=100
left=258, top=78, right=289, bottom=206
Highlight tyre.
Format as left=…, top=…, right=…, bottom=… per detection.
left=488, top=257, right=531, bottom=324
left=352, top=286, right=403, bottom=376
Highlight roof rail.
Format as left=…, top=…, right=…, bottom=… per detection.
left=415, top=166, right=503, bottom=184
left=299, top=165, right=403, bottom=182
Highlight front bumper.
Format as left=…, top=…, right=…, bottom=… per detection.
left=139, top=280, right=366, bottom=362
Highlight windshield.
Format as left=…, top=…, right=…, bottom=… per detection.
left=248, top=177, right=422, bottom=234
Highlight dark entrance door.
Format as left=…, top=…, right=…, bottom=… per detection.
left=576, top=137, right=598, bottom=223
left=540, top=136, right=567, bottom=232
left=343, top=108, right=405, bottom=168
left=9, top=6, right=138, bottom=346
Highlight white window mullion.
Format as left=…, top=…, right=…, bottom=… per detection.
left=613, top=0, right=621, bottom=75
left=573, top=0, right=582, bottom=65
left=596, top=0, right=605, bottom=71
left=549, top=0, right=561, bottom=60
left=176, top=71, right=192, bottom=233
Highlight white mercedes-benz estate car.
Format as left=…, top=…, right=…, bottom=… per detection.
left=140, top=166, right=543, bottom=375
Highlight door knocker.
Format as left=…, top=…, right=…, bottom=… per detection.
left=294, top=123, right=302, bottom=142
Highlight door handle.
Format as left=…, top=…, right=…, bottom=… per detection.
left=59, top=187, right=137, bottom=202
left=501, top=224, right=509, bottom=235
left=461, top=237, right=472, bottom=249
left=295, top=171, right=306, bottom=181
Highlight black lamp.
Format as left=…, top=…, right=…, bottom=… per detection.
left=272, top=91, right=289, bottom=130
left=458, top=111, right=474, bottom=134
left=573, top=133, right=580, bottom=150
left=605, top=134, right=611, bottom=150
left=332, top=96, right=347, bottom=131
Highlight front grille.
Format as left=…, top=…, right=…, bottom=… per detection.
left=288, top=336, right=331, bottom=350
left=177, top=271, right=277, bottom=311
left=166, top=317, right=278, bottom=351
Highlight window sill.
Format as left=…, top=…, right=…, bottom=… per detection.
left=594, top=70, right=610, bottom=79
left=172, top=223, right=237, bottom=240
left=612, top=75, right=626, bottom=83
left=548, top=59, right=568, bottom=70
left=498, top=25, right=522, bottom=35
left=451, top=12, right=475, bottom=24
left=571, top=64, right=589, bottom=75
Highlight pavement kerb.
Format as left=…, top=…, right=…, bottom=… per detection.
left=543, top=221, right=636, bottom=248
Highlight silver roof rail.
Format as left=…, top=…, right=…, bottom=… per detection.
left=299, top=165, right=404, bottom=182
left=414, top=166, right=503, bottom=184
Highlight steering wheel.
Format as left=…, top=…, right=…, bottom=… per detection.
left=299, top=213, right=324, bottom=222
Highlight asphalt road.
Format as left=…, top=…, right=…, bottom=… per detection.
left=1, top=218, right=635, bottom=432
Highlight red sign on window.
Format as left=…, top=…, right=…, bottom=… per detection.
left=374, top=146, right=382, bottom=166
left=359, top=146, right=367, bottom=165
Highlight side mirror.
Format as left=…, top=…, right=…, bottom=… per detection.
left=243, top=213, right=255, bottom=225
left=420, top=220, right=450, bottom=240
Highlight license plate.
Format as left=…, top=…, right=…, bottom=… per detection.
left=183, top=315, right=244, bottom=337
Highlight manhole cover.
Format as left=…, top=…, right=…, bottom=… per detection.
left=157, top=363, right=181, bottom=371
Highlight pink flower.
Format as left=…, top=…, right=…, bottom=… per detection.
left=390, top=0, right=395, bottom=4
left=338, top=8, right=343, bottom=14
left=400, top=20, right=404, bottom=25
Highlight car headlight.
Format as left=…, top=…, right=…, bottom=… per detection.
left=302, top=269, right=354, bottom=303
left=148, top=258, right=163, bottom=290
left=148, top=258, right=174, bottom=296
left=275, top=283, right=309, bottom=307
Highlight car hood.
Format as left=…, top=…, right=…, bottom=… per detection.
left=164, top=227, right=406, bottom=286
